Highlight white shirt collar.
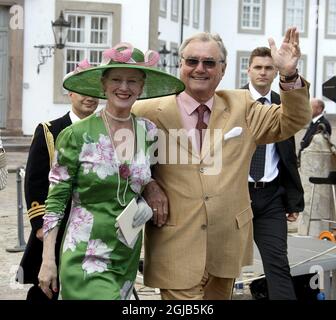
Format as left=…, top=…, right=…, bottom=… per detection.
left=312, top=113, right=324, bottom=123
left=248, top=83, right=272, bottom=104
left=69, top=110, right=81, bottom=123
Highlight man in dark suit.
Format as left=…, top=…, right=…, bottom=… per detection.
left=17, top=91, right=98, bottom=301
left=300, top=98, right=332, bottom=151
left=243, top=47, right=304, bottom=299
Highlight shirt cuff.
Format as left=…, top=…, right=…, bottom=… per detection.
left=280, top=76, right=303, bottom=91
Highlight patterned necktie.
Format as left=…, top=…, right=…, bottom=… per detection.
left=249, top=97, right=267, bottom=181
left=195, top=104, right=208, bottom=151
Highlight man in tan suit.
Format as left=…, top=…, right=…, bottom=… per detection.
left=132, top=27, right=311, bottom=300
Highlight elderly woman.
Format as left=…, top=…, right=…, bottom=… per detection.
left=38, top=43, right=184, bottom=300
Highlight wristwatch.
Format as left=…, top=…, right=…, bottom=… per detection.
left=279, top=68, right=299, bottom=83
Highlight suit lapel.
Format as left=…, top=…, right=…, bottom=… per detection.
left=62, top=111, right=72, bottom=127
left=201, top=93, right=229, bottom=161
left=156, top=96, right=183, bottom=131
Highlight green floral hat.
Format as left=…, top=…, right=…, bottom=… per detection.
left=63, top=42, right=185, bottom=100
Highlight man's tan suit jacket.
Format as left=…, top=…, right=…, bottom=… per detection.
left=132, top=81, right=311, bottom=289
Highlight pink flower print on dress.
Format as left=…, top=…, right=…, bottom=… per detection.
left=43, top=212, right=65, bottom=236
left=79, top=134, right=118, bottom=179
left=62, top=206, right=94, bottom=252
left=49, top=163, right=70, bottom=186
left=137, top=118, right=158, bottom=141
left=97, top=134, right=114, bottom=161
left=79, top=143, right=99, bottom=174
left=129, top=150, right=151, bottom=193
left=119, top=163, right=131, bottom=180
left=144, top=119, right=158, bottom=141
left=82, top=239, right=112, bottom=274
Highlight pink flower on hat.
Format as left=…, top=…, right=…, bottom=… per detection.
left=101, top=42, right=160, bottom=67
left=74, top=58, right=93, bottom=73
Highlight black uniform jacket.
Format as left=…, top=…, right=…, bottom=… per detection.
left=18, top=112, right=72, bottom=284
left=300, top=115, right=332, bottom=151
left=242, top=85, right=304, bottom=213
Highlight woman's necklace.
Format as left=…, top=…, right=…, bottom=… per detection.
left=105, top=107, right=132, bottom=122
left=102, top=109, right=135, bottom=207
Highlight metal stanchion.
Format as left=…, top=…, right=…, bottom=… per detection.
left=6, top=167, right=26, bottom=252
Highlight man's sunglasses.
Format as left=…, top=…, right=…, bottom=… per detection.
left=181, top=57, right=225, bottom=69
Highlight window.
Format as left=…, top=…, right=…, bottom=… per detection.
left=64, top=13, right=112, bottom=74
left=236, top=51, right=251, bottom=88
left=283, top=0, right=308, bottom=37
left=54, top=1, right=121, bottom=104
left=238, top=0, right=265, bottom=34
left=184, top=0, right=190, bottom=25
left=193, top=0, right=200, bottom=28
left=65, top=12, right=112, bottom=75
left=171, top=0, right=179, bottom=22
left=324, top=57, right=336, bottom=82
left=160, top=0, right=167, bottom=18
left=326, top=0, right=336, bottom=38
left=297, top=55, right=307, bottom=78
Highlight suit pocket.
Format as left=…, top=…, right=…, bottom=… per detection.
left=236, top=207, right=253, bottom=229
left=223, top=134, right=243, bottom=162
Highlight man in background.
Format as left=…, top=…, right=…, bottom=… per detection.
left=244, top=47, right=303, bottom=299
left=300, top=98, right=332, bottom=151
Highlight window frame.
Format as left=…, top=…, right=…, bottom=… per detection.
left=54, top=1, right=121, bottom=104
left=238, top=0, right=266, bottom=35
left=323, top=56, right=336, bottom=101
left=171, top=0, right=179, bottom=22
left=183, top=0, right=190, bottom=25
left=282, top=0, right=309, bottom=37
left=236, top=51, right=251, bottom=88
left=326, top=0, right=336, bottom=39
left=160, top=0, right=168, bottom=18
left=193, top=0, right=200, bottom=28
left=297, top=54, right=307, bottom=79
left=323, top=56, right=336, bottom=82
left=64, top=11, right=112, bottom=78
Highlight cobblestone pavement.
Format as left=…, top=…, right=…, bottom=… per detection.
left=0, top=152, right=252, bottom=300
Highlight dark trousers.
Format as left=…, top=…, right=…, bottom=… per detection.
left=249, top=181, right=296, bottom=300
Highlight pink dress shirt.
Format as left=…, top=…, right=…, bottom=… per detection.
left=176, top=92, right=214, bottom=152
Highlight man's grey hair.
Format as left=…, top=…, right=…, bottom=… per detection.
left=179, top=32, right=228, bottom=64
left=316, top=98, right=325, bottom=111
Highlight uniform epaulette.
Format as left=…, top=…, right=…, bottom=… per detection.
left=27, top=201, right=45, bottom=220
left=41, top=122, right=55, bottom=168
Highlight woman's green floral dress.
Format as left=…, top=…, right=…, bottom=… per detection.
left=43, top=110, right=156, bottom=300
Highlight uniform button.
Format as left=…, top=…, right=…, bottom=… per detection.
left=200, top=167, right=204, bottom=173
left=201, top=224, right=207, bottom=230
left=204, top=196, right=209, bottom=201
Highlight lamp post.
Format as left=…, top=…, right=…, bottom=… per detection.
left=158, top=44, right=171, bottom=69
left=34, top=10, right=71, bottom=74
left=158, top=44, right=179, bottom=75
